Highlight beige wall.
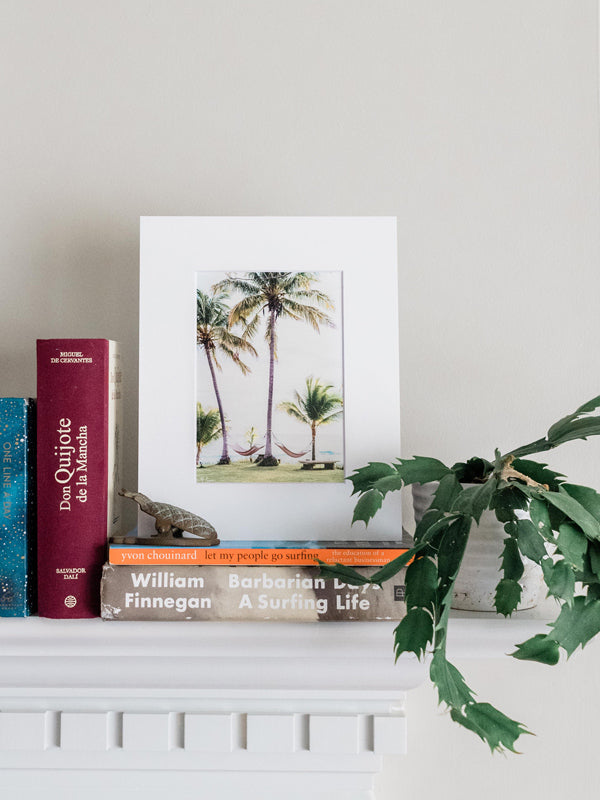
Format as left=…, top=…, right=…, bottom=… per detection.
left=2, top=2, right=599, bottom=796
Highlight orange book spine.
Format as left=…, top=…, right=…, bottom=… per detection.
left=109, top=546, right=408, bottom=567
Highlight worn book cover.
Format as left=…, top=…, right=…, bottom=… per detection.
left=0, top=398, right=36, bottom=616
left=109, top=539, right=409, bottom=566
left=36, top=339, right=123, bottom=618
left=101, top=564, right=406, bottom=622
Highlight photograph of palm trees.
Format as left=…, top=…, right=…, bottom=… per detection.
left=196, top=270, right=344, bottom=483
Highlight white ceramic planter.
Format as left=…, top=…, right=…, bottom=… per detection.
left=411, top=482, right=545, bottom=612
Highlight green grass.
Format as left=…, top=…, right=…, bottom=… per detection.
left=197, top=460, right=345, bottom=483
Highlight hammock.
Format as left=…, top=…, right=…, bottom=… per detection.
left=231, top=442, right=263, bottom=457
left=273, top=435, right=311, bottom=459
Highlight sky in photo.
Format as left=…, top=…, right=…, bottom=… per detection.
left=196, top=271, right=344, bottom=464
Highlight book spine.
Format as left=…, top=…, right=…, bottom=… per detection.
left=108, top=546, right=408, bottom=567
left=101, top=564, right=407, bottom=622
left=0, top=398, right=36, bottom=616
left=36, top=340, right=122, bottom=618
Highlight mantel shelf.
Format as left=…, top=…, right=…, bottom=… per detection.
left=0, top=599, right=557, bottom=687
left=0, top=605, right=557, bottom=798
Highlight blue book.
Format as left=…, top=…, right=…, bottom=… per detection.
left=0, top=398, right=36, bottom=615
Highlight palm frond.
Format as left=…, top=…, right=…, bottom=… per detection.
left=277, top=401, right=310, bottom=425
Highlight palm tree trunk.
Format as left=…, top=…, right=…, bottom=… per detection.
left=205, top=349, right=230, bottom=465
left=311, top=421, right=317, bottom=461
left=260, top=308, right=279, bottom=466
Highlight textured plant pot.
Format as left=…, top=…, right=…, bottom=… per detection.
left=411, top=482, right=545, bottom=612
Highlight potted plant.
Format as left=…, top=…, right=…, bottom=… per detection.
left=320, top=396, right=600, bottom=753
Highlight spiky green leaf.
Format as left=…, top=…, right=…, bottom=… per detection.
left=317, top=562, right=376, bottom=586
left=394, top=456, right=452, bottom=486
left=541, top=558, right=575, bottom=603
left=529, top=498, right=554, bottom=541
left=500, top=536, right=524, bottom=581
left=372, top=473, right=404, bottom=495
left=494, top=578, right=523, bottom=617
left=507, top=395, right=600, bottom=458
left=460, top=703, right=530, bottom=754
left=561, top=484, right=600, bottom=524
left=393, top=608, right=434, bottom=660
left=548, top=595, right=600, bottom=656
left=348, top=462, right=397, bottom=495
left=451, top=457, right=494, bottom=483
left=437, top=516, right=473, bottom=584
left=430, top=650, right=475, bottom=708
left=405, top=556, right=437, bottom=612
left=516, top=518, right=547, bottom=563
left=490, top=486, right=529, bottom=523
left=548, top=596, right=600, bottom=656
left=368, top=519, right=454, bottom=584
left=556, top=523, right=587, bottom=571
left=431, top=472, right=462, bottom=512
left=451, top=478, right=497, bottom=524
left=511, top=634, right=560, bottom=665
left=351, top=489, right=383, bottom=526
left=542, top=490, right=600, bottom=542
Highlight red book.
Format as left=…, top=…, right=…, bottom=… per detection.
left=36, top=339, right=123, bottom=617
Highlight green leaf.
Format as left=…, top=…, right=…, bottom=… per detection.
left=556, top=523, right=587, bottom=571
left=588, top=541, right=600, bottom=578
left=405, top=556, right=437, bottom=612
left=490, top=486, right=529, bottom=524
left=431, top=473, right=462, bottom=512
left=317, top=562, right=377, bottom=586
left=372, top=473, right=403, bottom=496
left=541, top=558, right=575, bottom=603
left=368, top=538, right=436, bottom=584
left=501, top=536, right=524, bottom=581
left=542, top=396, right=600, bottom=447
left=548, top=417, right=600, bottom=448
left=451, top=478, right=497, bottom=524
left=505, top=395, right=600, bottom=459
left=393, top=608, right=434, bottom=660
left=430, top=650, right=475, bottom=708
left=562, top=484, right=600, bottom=524
left=414, top=508, right=445, bottom=543
left=451, top=457, right=494, bottom=483
left=394, top=456, right=452, bottom=486
left=542, top=489, right=600, bottom=542
left=587, top=584, right=600, bottom=600
left=461, top=703, right=530, bottom=754
left=352, top=489, right=383, bottom=526
left=348, top=462, right=397, bottom=495
left=511, top=633, right=560, bottom=665
left=548, top=596, right=600, bottom=656
left=437, top=516, right=472, bottom=584
left=511, top=459, right=565, bottom=491
left=529, top=498, right=554, bottom=541
left=516, top=518, right=547, bottom=563
left=494, top=578, right=523, bottom=616
left=573, top=549, right=600, bottom=586
left=547, top=501, right=567, bottom=533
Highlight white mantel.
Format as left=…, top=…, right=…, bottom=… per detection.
left=0, top=607, right=555, bottom=799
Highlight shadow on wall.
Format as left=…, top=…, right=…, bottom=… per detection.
left=2, top=211, right=140, bottom=530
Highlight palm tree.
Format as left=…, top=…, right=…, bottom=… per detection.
left=214, top=272, right=334, bottom=466
left=196, top=289, right=257, bottom=464
left=196, top=403, right=221, bottom=466
left=278, top=377, right=343, bottom=461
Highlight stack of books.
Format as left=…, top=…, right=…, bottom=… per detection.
left=101, top=539, right=410, bottom=622
left=3, top=336, right=408, bottom=623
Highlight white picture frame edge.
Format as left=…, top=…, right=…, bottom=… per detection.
left=138, top=216, right=402, bottom=541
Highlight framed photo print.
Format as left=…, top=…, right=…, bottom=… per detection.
left=138, top=217, right=401, bottom=540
